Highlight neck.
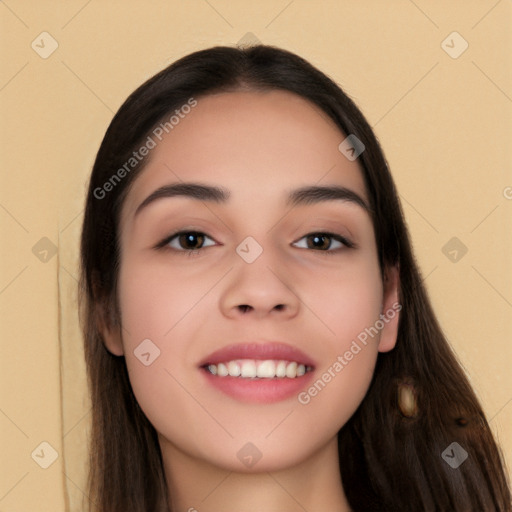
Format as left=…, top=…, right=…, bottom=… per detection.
left=159, top=435, right=352, bottom=512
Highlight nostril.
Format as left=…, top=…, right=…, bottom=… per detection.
left=238, top=305, right=251, bottom=313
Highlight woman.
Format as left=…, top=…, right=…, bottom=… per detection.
left=79, top=44, right=511, bottom=511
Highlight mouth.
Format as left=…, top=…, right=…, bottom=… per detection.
left=199, top=342, right=316, bottom=403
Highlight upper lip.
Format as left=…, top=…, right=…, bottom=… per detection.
left=199, top=341, right=316, bottom=368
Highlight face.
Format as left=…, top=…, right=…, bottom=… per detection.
left=102, top=90, right=399, bottom=473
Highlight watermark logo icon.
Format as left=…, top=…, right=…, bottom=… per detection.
left=237, top=32, right=261, bottom=48
left=237, top=442, right=262, bottom=468
left=134, top=339, right=161, bottom=366
left=442, top=237, right=468, bottom=263
left=338, top=135, right=365, bottom=161
left=32, top=237, right=57, bottom=262
left=442, top=442, right=468, bottom=468
left=441, top=32, right=468, bottom=59
left=31, top=441, right=58, bottom=469
left=236, top=236, right=263, bottom=263
left=31, top=32, right=59, bottom=59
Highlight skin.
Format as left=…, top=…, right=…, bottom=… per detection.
left=101, top=90, right=400, bottom=512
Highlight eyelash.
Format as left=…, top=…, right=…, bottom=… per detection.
left=155, top=230, right=355, bottom=257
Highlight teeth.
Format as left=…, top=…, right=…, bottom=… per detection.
left=240, top=360, right=257, bottom=378
left=256, top=360, right=276, bottom=378
left=217, top=363, right=229, bottom=377
left=205, top=359, right=311, bottom=379
left=276, top=361, right=287, bottom=378
left=227, top=361, right=241, bottom=377
left=285, top=361, right=297, bottom=378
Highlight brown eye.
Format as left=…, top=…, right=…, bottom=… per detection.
left=178, top=232, right=205, bottom=250
left=163, top=231, right=216, bottom=251
left=306, top=234, right=332, bottom=250
left=293, top=232, right=350, bottom=252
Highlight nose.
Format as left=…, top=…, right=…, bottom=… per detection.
left=219, top=249, right=300, bottom=321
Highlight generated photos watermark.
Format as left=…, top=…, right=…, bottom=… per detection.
left=298, top=301, right=402, bottom=405
left=94, top=97, right=197, bottom=200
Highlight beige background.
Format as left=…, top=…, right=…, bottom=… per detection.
left=1, top=1, right=511, bottom=510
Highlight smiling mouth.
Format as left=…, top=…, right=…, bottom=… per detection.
left=199, top=341, right=316, bottom=402
left=203, top=359, right=314, bottom=379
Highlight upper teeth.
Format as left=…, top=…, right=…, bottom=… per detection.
left=206, top=359, right=311, bottom=379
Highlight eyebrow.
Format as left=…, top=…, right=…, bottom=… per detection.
left=134, top=182, right=371, bottom=217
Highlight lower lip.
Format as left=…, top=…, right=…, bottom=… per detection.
left=200, top=368, right=315, bottom=404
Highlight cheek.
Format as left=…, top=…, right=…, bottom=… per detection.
left=116, top=255, right=227, bottom=445
left=118, top=258, right=197, bottom=339
left=289, top=254, right=384, bottom=431
left=300, top=253, right=384, bottom=352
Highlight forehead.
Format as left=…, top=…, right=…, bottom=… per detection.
left=120, top=90, right=368, bottom=223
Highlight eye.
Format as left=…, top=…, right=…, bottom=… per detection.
left=161, top=231, right=217, bottom=252
left=292, top=232, right=353, bottom=252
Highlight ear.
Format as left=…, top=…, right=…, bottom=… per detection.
left=94, top=295, right=124, bottom=357
left=377, top=265, right=401, bottom=353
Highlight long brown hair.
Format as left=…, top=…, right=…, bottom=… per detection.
left=79, top=44, right=511, bottom=511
